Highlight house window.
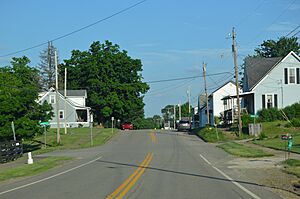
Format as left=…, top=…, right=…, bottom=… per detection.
left=59, top=110, right=64, bottom=119
left=289, top=68, right=296, bottom=84
left=262, top=94, right=278, bottom=109
left=267, top=95, right=272, bottom=109
left=50, top=95, right=56, bottom=104
left=285, top=68, right=300, bottom=84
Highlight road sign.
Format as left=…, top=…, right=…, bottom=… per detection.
left=39, top=121, right=50, bottom=126
left=288, top=139, right=293, bottom=150
left=250, top=114, right=258, bottom=118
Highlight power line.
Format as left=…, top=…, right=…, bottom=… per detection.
left=0, top=0, right=148, bottom=58
left=145, top=72, right=233, bottom=84
left=292, top=30, right=300, bottom=37
left=244, top=0, right=297, bottom=46
left=286, top=25, right=300, bottom=37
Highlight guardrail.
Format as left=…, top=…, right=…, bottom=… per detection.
left=0, top=141, right=23, bottom=163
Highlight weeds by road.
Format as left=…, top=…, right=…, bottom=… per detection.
left=217, top=142, right=273, bottom=157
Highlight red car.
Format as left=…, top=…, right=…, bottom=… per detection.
left=121, top=122, right=133, bottom=130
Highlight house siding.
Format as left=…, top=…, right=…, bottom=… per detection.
left=252, top=54, right=300, bottom=114
left=39, top=91, right=90, bottom=128
left=199, top=81, right=239, bottom=127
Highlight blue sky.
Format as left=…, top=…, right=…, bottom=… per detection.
left=0, top=0, right=299, bottom=117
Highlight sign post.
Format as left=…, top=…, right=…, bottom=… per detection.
left=40, top=122, right=50, bottom=148
left=281, top=133, right=293, bottom=160
left=111, top=117, right=114, bottom=135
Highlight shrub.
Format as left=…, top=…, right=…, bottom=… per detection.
left=257, top=108, right=283, bottom=122
left=283, top=103, right=300, bottom=119
left=291, top=118, right=300, bottom=127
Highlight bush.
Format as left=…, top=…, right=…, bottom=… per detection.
left=291, top=118, right=300, bottom=127
left=257, top=108, right=283, bottom=122
left=283, top=103, right=300, bottom=119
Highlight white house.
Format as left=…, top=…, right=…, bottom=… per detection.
left=241, top=51, right=300, bottom=114
left=199, top=81, right=240, bottom=127
left=38, top=88, right=92, bottom=128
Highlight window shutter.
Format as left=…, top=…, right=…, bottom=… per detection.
left=262, top=95, right=265, bottom=109
left=284, top=68, right=288, bottom=84
left=274, top=94, right=278, bottom=108
left=297, top=68, right=300, bottom=84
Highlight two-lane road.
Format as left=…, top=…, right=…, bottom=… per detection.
left=0, top=130, right=281, bottom=199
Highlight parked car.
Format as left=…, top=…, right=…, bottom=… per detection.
left=177, top=120, right=191, bottom=131
left=121, top=122, right=133, bottom=130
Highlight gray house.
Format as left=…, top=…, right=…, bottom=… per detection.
left=242, top=51, right=300, bottom=114
left=38, top=88, right=92, bottom=128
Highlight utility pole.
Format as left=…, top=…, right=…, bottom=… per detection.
left=232, top=27, right=242, bottom=136
left=203, top=62, right=210, bottom=126
left=173, top=105, right=176, bottom=129
left=55, top=50, right=60, bottom=144
left=187, top=87, right=191, bottom=123
left=178, top=101, right=182, bottom=121
left=64, top=68, right=67, bottom=135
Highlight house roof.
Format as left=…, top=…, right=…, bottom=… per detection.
left=210, top=81, right=236, bottom=95
left=244, top=56, right=282, bottom=90
left=58, top=90, right=87, bottom=97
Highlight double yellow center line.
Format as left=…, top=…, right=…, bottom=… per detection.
left=149, top=132, right=157, bottom=143
left=106, top=153, right=153, bottom=199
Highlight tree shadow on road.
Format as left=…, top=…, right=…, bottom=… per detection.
left=97, top=159, right=300, bottom=197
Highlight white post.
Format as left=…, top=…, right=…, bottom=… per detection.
left=111, top=117, right=114, bottom=134
left=27, top=152, right=33, bottom=164
left=11, top=121, right=16, bottom=141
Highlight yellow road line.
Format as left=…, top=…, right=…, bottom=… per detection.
left=106, top=153, right=152, bottom=199
left=116, top=153, right=153, bottom=199
left=149, top=132, right=157, bottom=143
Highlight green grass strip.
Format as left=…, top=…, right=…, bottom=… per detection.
left=0, top=156, right=72, bottom=182
left=282, top=159, right=300, bottom=178
left=217, top=142, right=273, bottom=157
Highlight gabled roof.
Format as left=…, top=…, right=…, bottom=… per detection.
left=245, top=56, right=282, bottom=90
left=58, top=90, right=87, bottom=97
left=210, top=80, right=236, bottom=96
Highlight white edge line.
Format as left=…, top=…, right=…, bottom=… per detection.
left=199, top=154, right=261, bottom=199
left=199, top=154, right=212, bottom=165
left=0, top=156, right=102, bottom=196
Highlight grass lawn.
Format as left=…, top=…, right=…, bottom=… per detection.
left=282, top=159, right=300, bottom=178
left=0, top=156, right=72, bottom=182
left=194, top=127, right=226, bottom=143
left=24, top=127, right=118, bottom=154
left=217, top=142, right=273, bottom=157
left=253, top=121, right=300, bottom=153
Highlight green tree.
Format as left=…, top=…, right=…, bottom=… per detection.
left=61, top=41, right=149, bottom=125
left=254, top=36, right=300, bottom=58
left=0, top=57, right=53, bottom=140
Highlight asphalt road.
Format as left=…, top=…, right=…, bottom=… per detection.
left=0, top=130, right=282, bottom=199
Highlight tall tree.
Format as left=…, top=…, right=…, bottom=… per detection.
left=0, top=56, right=53, bottom=140
left=61, top=40, right=149, bottom=125
left=38, top=41, right=59, bottom=90
left=254, top=36, right=300, bottom=58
